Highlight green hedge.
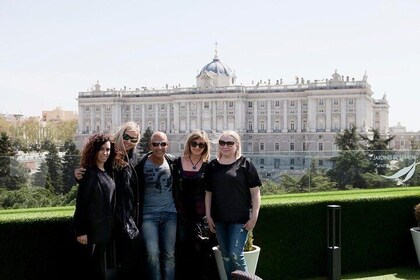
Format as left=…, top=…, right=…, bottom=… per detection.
left=255, top=190, right=420, bottom=279
left=0, top=188, right=419, bottom=280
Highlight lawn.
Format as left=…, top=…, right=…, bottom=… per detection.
left=304, top=266, right=420, bottom=280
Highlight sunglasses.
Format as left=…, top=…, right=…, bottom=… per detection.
left=123, top=134, right=138, bottom=143
left=219, top=140, right=235, bottom=147
left=191, top=141, right=206, bottom=149
left=152, top=142, right=168, bottom=147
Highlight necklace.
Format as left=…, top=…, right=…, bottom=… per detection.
left=189, top=156, right=202, bottom=170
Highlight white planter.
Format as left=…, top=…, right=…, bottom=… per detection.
left=212, top=245, right=261, bottom=280
left=410, top=227, right=420, bottom=266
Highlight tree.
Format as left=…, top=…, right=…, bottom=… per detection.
left=21, top=117, right=42, bottom=151
left=0, top=187, right=61, bottom=209
left=298, top=159, right=336, bottom=192
left=410, top=138, right=419, bottom=150
left=44, top=141, right=63, bottom=194
left=360, top=128, right=395, bottom=175
left=280, top=174, right=299, bottom=193
left=334, top=127, right=360, bottom=150
left=328, top=150, right=371, bottom=189
left=32, top=160, right=48, bottom=187
left=327, top=127, right=372, bottom=189
left=0, top=132, right=15, bottom=180
left=139, top=127, right=153, bottom=153
left=61, top=139, right=80, bottom=194
left=0, top=117, right=12, bottom=134
left=0, top=132, right=29, bottom=190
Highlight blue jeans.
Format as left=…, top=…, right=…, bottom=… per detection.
left=142, top=212, right=177, bottom=280
left=215, top=223, right=248, bottom=280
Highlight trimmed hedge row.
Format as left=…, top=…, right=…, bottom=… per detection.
left=0, top=191, right=419, bottom=280
left=255, top=196, right=419, bottom=279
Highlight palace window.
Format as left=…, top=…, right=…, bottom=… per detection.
left=248, top=121, right=253, bottom=131
left=160, top=122, right=166, bottom=131
left=247, top=142, right=253, bottom=152
left=302, top=121, right=307, bottom=131
left=274, top=120, right=280, bottom=131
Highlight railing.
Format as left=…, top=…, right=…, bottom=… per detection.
left=1, top=150, right=418, bottom=197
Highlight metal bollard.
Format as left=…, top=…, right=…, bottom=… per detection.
left=327, top=205, right=341, bottom=280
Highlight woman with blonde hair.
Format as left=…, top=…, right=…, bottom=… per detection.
left=204, top=130, right=261, bottom=280
left=174, top=129, right=217, bottom=279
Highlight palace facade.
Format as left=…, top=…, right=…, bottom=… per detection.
left=76, top=51, right=406, bottom=177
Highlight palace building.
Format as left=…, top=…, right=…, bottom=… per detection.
left=76, top=50, right=406, bottom=177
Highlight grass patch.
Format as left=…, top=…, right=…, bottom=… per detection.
left=304, top=266, right=420, bottom=279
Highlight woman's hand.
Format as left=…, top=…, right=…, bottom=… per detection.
left=244, top=218, right=257, bottom=231
left=207, top=216, right=216, bottom=233
left=74, top=168, right=86, bottom=180
left=76, top=235, right=88, bottom=245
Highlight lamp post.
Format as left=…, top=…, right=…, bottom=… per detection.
left=327, top=205, right=341, bottom=280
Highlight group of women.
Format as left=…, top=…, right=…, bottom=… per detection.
left=72, top=122, right=261, bottom=280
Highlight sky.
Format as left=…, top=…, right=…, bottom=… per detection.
left=1, top=0, right=419, bottom=131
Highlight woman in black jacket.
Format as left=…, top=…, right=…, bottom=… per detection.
left=73, top=133, right=125, bottom=279
left=75, top=122, right=143, bottom=279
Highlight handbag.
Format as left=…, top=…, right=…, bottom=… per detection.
left=123, top=216, right=139, bottom=239
left=195, top=216, right=210, bottom=241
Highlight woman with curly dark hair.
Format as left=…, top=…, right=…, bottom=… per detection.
left=73, top=133, right=124, bottom=280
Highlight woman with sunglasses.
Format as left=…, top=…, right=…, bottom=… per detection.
left=74, top=122, right=143, bottom=279
left=204, top=130, right=262, bottom=280
left=173, top=129, right=217, bottom=280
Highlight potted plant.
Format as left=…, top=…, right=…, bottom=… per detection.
left=410, top=203, right=420, bottom=266
left=213, top=229, right=261, bottom=280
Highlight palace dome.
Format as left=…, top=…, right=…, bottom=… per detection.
left=197, top=55, right=234, bottom=77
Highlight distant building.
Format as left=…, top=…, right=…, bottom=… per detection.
left=0, top=113, right=25, bottom=122
left=42, top=107, right=77, bottom=122
left=76, top=49, right=417, bottom=175
left=389, top=122, right=420, bottom=150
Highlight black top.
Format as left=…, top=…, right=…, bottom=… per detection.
left=204, top=156, right=261, bottom=224
left=174, top=157, right=206, bottom=222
